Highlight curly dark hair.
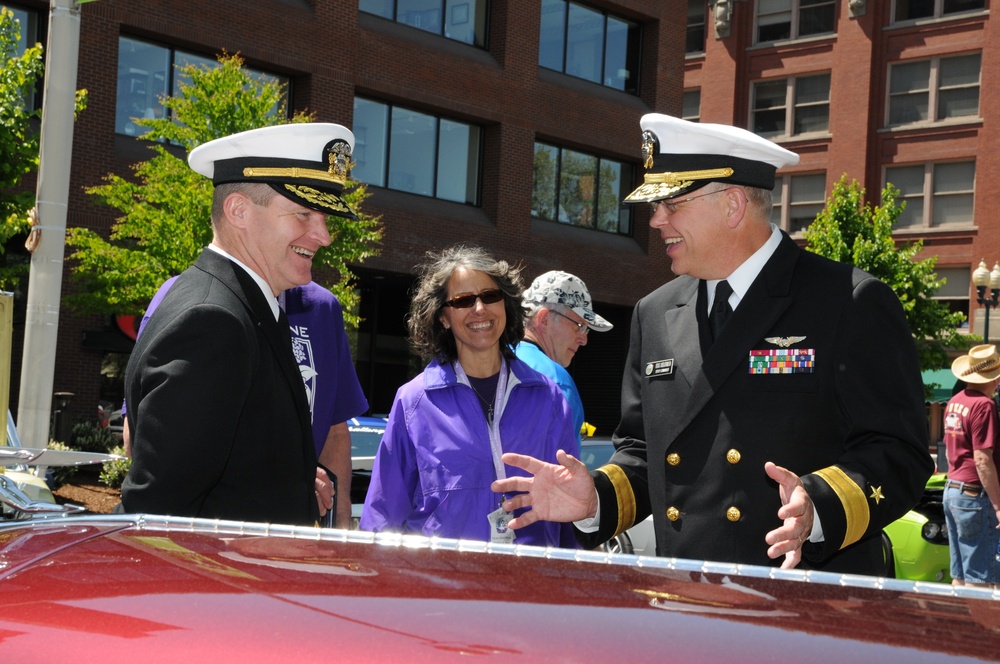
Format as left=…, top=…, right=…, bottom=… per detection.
left=408, top=244, right=526, bottom=363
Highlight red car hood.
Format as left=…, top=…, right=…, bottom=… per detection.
left=0, top=515, right=997, bottom=662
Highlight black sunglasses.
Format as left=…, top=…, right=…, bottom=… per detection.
left=443, top=289, right=505, bottom=309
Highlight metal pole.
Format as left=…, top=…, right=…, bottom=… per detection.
left=16, top=0, right=82, bottom=449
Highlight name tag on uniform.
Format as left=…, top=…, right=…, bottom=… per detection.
left=645, top=359, right=675, bottom=377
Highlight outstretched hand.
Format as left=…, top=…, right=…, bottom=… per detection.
left=490, top=450, right=599, bottom=529
left=764, top=461, right=814, bottom=569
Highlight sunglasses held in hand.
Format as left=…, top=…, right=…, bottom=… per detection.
left=444, top=289, right=504, bottom=309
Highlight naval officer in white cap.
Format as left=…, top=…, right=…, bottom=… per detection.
left=493, top=114, right=933, bottom=575
left=122, top=123, right=357, bottom=526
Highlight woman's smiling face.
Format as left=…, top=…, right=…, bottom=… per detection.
left=439, top=267, right=506, bottom=366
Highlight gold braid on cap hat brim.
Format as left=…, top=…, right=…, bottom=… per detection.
left=961, top=356, right=1000, bottom=378
left=283, top=184, right=354, bottom=215
left=242, top=166, right=346, bottom=186
left=624, top=167, right=735, bottom=202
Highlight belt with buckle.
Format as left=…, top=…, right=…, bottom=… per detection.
left=946, top=479, right=983, bottom=496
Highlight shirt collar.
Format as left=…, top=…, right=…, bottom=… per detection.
left=207, top=244, right=280, bottom=321
left=707, top=224, right=782, bottom=311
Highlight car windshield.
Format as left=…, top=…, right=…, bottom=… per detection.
left=349, top=427, right=384, bottom=457
left=580, top=441, right=615, bottom=470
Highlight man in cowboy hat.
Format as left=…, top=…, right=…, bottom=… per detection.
left=942, top=344, right=1000, bottom=587
left=122, top=123, right=358, bottom=526
left=493, top=114, right=934, bottom=575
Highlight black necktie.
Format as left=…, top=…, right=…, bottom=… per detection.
left=710, top=280, right=733, bottom=341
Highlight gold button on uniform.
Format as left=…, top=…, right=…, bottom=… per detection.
left=726, top=507, right=741, bottom=522
left=666, top=506, right=680, bottom=521
left=666, top=453, right=680, bottom=466
left=726, top=449, right=741, bottom=464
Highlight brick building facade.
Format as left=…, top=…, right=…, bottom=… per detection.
left=7, top=1, right=995, bottom=437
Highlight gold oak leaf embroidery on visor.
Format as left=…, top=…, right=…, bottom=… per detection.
left=283, top=184, right=352, bottom=215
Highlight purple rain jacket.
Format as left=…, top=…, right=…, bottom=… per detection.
left=360, top=357, right=581, bottom=547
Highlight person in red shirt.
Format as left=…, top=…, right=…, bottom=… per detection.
left=943, top=344, right=1000, bottom=587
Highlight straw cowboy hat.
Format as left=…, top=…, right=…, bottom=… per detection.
left=951, top=344, right=1000, bottom=384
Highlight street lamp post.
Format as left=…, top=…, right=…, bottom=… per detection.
left=972, top=259, right=1000, bottom=344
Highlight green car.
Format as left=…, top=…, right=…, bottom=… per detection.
left=882, top=473, right=950, bottom=583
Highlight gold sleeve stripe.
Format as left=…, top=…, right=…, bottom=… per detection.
left=814, top=466, right=870, bottom=549
left=597, top=464, right=636, bottom=538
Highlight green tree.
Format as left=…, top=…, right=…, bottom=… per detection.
left=0, top=7, right=44, bottom=290
left=804, top=174, right=970, bottom=372
left=66, top=53, right=381, bottom=326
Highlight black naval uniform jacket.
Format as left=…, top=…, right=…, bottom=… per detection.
left=122, top=249, right=320, bottom=526
left=577, top=233, right=934, bottom=574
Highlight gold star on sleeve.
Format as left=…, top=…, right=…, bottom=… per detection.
left=869, top=486, right=884, bottom=505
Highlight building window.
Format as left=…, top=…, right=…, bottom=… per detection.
left=538, top=0, right=641, bottom=95
left=532, top=142, right=633, bottom=235
left=752, top=73, right=830, bottom=138
left=686, top=0, right=706, bottom=54
left=887, top=53, right=980, bottom=127
left=359, top=0, right=489, bottom=47
left=5, top=4, right=40, bottom=109
left=352, top=97, right=482, bottom=205
left=893, top=0, right=985, bottom=23
left=116, top=37, right=288, bottom=138
left=755, top=0, right=835, bottom=44
left=934, top=266, right=972, bottom=328
left=771, top=173, right=826, bottom=234
left=682, top=89, right=700, bottom=122
left=884, top=161, right=975, bottom=229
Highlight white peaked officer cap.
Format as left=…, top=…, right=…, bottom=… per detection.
left=188, top=123, right=358, bottom=219
left=623, top=113, right=800, bottom=204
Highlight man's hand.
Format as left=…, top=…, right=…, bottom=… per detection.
left=490, top=450, right=599, bottom=529
left=315, top=466, right=334, bottom=517
left=764, top=461, right=814, bottom=569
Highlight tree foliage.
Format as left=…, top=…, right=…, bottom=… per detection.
left=66, top=53, right=382, bottom=326
left=804, top=174, right=970, bottom=371
left=0, top=7, right=44, bottom=289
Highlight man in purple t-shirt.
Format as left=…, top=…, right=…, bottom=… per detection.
left=942, top=344, right=1000, bottom=587
left=124, top=279, right=368, bottom=528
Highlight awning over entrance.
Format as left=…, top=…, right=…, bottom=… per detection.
left=922, top=368, right=959, bottom=403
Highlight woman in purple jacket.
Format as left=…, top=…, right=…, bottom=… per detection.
left=360, top=245, right=580, bottom=547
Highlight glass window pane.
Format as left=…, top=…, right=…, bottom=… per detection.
left=799, top=1, right=835, bottom=37
left=753, top=80, right=787, bottom=136
left=116, top=38, right=171, bottom=137
left=682, top=89, right=700, bottom=121
left=539, top=0, right=566, bottom=72
left=935, top=162, right=975, bottom=193
left=895, top=0, right=935, bottom=21
left=886, top=165, right=924, bottom=227
left=436, top=120, right=479, bottom=204
left=445, top=0, right=485, bottom=46
left=757, top=0, right=791, bottom=42
left=933, top=194, right=973, bottom=225
left=939, top=87, right=979, bottom=119
left=359, top=0, right=394, bottom=18
left=795, top=105, right=828, bottom=134
left=686, top=0, right=706, bottom=54
left=532, top=143, right=559, bottom=220
left=398, top=0, right=443, bottom=34
left=604, top=16, right=632, bottom=91
left=565, top=3, right=603, bottom=84
left=388, top=107, right=436, bottom=196
left=558, top=149, right=597, bottom=226
left=939, top=54, right=981, bottom=88
left=789, top=203, right=823, bottom=233
left=353, top=98, right=390, bottom=187
left=795, top=73, right=830, bottom=104
left=9, top=7, right=35, bottom=56
left=890, top=61, right=930, bottom=95
left=790, top=173, right=826, bottom=201
left=943, top=0, right=986, bottom=15
left=596, top=159, right=622, bottom=232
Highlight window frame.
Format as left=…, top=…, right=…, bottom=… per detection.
left=891, top=0, right=986, bottom=24
left=531, top=140, right=634, bottom=236
left=352, top=96, right=483, bottom=206
left=886, top=52, right=981, bottom=129
left=754, top=0, right=836, bottom=45
left=115, top=36, right=289, bottom=138
left=883, top=160, right=976, bottom=230
left=359, top=0, right=490, bottom=48
left=771, top=172, right=827, bottom=235
left=686, top=0, right=706, bottom=55
left=537, top=0, right=641, bottom=96
left=751, top=72, right=831, bottom=140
